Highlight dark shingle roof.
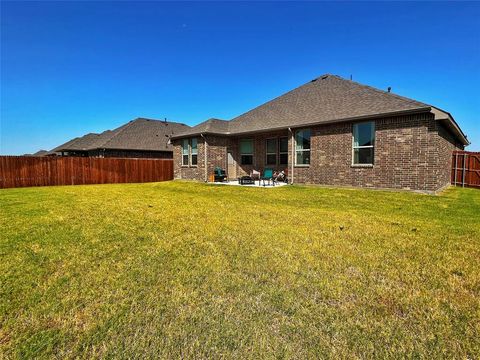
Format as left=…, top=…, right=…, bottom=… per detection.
left=53, top=118, right=189, bottom=152
left=101, top=118, right=189, bottom=151
left=173, top=74, right=466, bottom=139
left=173, top=118, right=229, bottom=138
left=227, top=74, right=431, bottom=134
left=52, top=130, right=124, bottom=152
left=32, top=150, right=49, bottom=156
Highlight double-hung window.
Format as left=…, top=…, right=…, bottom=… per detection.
left=266, top=138, right=277, bottom=165
left=295, top=129, right=311, bottom=166
left=279, top=137, right=288, bottom=165
left=352, top=122, right=375, bottom=165
left=191, top=138, right=198, bottom=166
left=240, top=139, right=253, bottom=165
left=181, top=139, right=189, bottom=166
left=181, top=138, right=198, bottom=166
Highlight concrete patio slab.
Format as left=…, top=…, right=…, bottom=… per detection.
left=209, top=180, right=289, bottom=188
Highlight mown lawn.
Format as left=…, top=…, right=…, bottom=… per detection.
left=0, top=181, right=479, bottom=359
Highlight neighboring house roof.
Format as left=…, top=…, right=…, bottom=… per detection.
left=32, top=150, right=49, bottom=156
left=172, top=74, right=468, bottom=145
left=52, top=118, right=189, bottom=152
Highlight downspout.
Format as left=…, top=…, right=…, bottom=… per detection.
left=201, top=134, right=208, bottom=182
left=288, top=127, right=294, bottom=185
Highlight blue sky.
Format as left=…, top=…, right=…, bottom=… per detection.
left=1, top=1, right=479, bottom=154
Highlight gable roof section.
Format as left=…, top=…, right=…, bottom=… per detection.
left=429, top=106, right=469, bottom=145
left=32, top=150, right=49, bottom=156
left=228, top=74, right=431, bottom=133
left=173, top=118, right=229, bottom=138
left=53, top=118, right=190, bottom=152
left=101, top=118, right=189, bottom=151
left=171, top=74, right=468, bottom=145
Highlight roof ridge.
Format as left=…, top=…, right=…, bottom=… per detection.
left=65, top=136, right=84, bottom=147
left=135, top=117, right=191, bottom=127
left=230, top=77, right=323, bottom=124
left=170, top=74, right=465, bottom=145
left=100, top=120, right=136, bottom=149
left=336, top=75, right=430, bottom=108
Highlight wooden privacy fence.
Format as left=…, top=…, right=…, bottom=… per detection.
left=451, top=151, right=480, bottom=188
left=0, top=156, right=173, bottom=189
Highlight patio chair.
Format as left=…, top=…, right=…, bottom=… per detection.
left=214, top=167, right=227, bottom=182
left=260, top=168, right=274, bottom=186
left=250, top=169, right=260, bottom=181
left=273, top=169, right=288, bottom=183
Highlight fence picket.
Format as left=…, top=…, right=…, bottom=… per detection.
left=451, top=151, right=480, bottom=188
left=0, top=156, right=174, bottom=189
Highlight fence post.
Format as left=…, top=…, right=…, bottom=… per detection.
left=462, top=153, right=467, bottom=187
left=454, top=152, right=458, bottom=186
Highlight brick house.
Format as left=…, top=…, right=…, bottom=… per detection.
left=171, top=75, right=469, bottom=192
left=52, top=118, right=189, bottom=159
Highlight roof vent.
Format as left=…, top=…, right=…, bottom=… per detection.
left=321, top=75, right=329, bottom=80
left=387, top=87, right=391, bottom=93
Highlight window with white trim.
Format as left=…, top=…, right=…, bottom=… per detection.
left=295, top=129, right=311, bottom=165
left=240, top=139, right=253, bottom=165
left=181, top=139, right=189, bottom=166
left=279, top=137, right=288, bottom=165
left=266, top=138, right=277, bottom=165
left=191, top=138, right=198, bottom=166
left=352, top=122, right=375, bottom=165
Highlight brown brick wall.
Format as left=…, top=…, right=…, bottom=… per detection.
left=433, top=121, right=464, bottom=190
left=173, top=137, right=205, bottom=181
left=173, top=136, right=232, bottom=181
left=292, top=113, right=435, bottom=190
left=101, top=149, right=172, bottom=159
left=205, top=136, right=231, bottom=177
left=173, top=113, right=463, bottom=192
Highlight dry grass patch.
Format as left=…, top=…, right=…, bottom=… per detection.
left=1, top=181, right=479, bottom=358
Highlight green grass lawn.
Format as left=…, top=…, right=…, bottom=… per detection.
left=1, top=181, right=479, bottom=359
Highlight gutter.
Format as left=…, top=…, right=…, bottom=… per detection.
left=288, top=127, right=294, bottom=185
left=201, top=134, right=208, bottom=182
left=430, top=106, right=470, bottom=146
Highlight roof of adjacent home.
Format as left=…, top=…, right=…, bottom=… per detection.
left=52, top=118, right=190, bottom=152
left=32, top=150, right=49, bottom=156
left=172, top=74, right=468, bottom=145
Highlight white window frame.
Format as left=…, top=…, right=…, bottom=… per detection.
left=352, top=122, right=375, bottom=166
left=265, top=138, right=277, bottom=166
left=295, top=129, right=311, bottom=167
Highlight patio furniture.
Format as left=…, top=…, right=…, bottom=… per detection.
left=250, top=169, right=260, bottom=181
left=214, top=167, right=227, bottom=182
left=274, top=169, right=288, bottom=183
left=238, top=176, right=255, bottom=185
left=260, top=168, right=274, bottom=186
